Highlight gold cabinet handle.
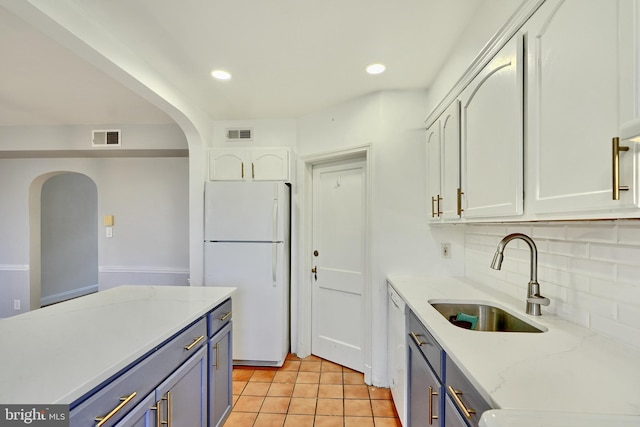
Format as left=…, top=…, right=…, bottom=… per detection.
left=252, top=162, right=255, bottom=179
left=184, top=335, right=205, bottom=351
left=430, top=195, right=443, bottom=218
left=166, top=391, right=172, bottom=427
left=448, top=386, right=476, bottom=419
left=213, top=342, right=221, bottom=370
left=437, top=195, right=442, bottom=217
left=241, top=162, right=245, bottom=179
left=95, top=391, right=137, bottom=426
left=431, top=196, right=436, bottom=217
left=457, top=188, right=464, bottom=216
left=219, top=311, right=232, bottom=321
left=428, top=386, right=439, bottom=425
left=410, top=331, right=426, bottom=347
left=152, top=400, right=162, bottom=427
left=612, top=137, right=630, bottom=200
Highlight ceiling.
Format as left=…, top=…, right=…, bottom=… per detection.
left=0, top=1, right=484, bottom=126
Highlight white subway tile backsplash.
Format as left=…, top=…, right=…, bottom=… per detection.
left=464, top=221, right=640, bottom=350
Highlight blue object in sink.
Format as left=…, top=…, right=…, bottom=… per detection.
left=456, top=312, right=478, bottom=330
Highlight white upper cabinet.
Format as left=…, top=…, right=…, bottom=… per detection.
left=460, top=34, right=524, bottom=219
left=525, top=0, right=637, bottom=216
left=209, top=148, right=289, bottom=182
left=426, top=101, right=461, bottom=222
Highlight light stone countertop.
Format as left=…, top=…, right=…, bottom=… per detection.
left=0, top=285, right=235, bottom=405
left=386, top=275, right=640, bottom=416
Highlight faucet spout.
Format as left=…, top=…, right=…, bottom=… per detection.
left=490, top=233, right=549, bottom=316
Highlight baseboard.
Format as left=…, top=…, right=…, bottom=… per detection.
left=41, top=283, right=98, bottom=306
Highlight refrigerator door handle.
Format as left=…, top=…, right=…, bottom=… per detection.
left=272, top=243, right=278, bottom=284
left=272, top=198, right=278, bottom=242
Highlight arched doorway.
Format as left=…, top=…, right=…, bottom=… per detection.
left=29, top=172, right=98, bottom=308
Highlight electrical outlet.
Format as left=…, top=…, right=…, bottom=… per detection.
left=441, top=243, right=451, bottom=258
left=13, top=300, right=20, bottom=310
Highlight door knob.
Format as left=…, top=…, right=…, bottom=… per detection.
left=311, top=267, right=317, bottom=281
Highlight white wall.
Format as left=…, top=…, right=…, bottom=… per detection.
left=297, top=90, right=465, bottom=386
left=0, top=124, right=189, bottom=317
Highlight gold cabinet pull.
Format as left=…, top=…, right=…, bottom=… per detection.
left=213, top=342, right=221, bottom=370
left=457, top=188, right=464, bottom=216
left=241, top=162, right=245, bottom=179
left=410, top=331, right=425, bottom=347
left=252, top=162, right=255, bottom=179
left=428, top=386, right=439, bottom=425
left=152, top=401, right=162, bottom=427
left=219, top=311, right=232, bottom=321
left=166, top=391, right=172, bottom=427
left=612, top=137, right=630, bottom=200
left=95, top=391, right=137, bottom=426
left=437, top=195, right=442, bottom=217
left=430, top=195, right=443, bottom=218
left=184, top=335, right=205, bottom=351
left=448, top=386, right=476, bottom=419
left=431, top=196, right=436, bottom=217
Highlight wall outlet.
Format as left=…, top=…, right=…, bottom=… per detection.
left=441, top=243, right=451, bottom=258
left=13, top=300, right=20, bottom=310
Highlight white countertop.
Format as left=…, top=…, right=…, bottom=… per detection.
left=387, top=276, right=640, bottom=416
left=0, top=285, right=235, bottom=405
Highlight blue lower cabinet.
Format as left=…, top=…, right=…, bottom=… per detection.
left=209, top=322, right=232, bottom=427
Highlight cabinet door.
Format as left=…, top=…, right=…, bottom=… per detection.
left=527, top=0, right=635, bottom=214
left=427, top=122, right=442, bottom=221
left=209, top=322, right=232, bottom=427
left=113, top=393, right=158, bottom=427
left=407, top=338, right=442, bottom=427
left=155, top=346, right=207, bottom=427
left=250, top=148, right=289, bottom=181
left=460, top=34, right=523, bottom=219
left=209, top=148, right=248, bottom=181
left=441, top=101, right=462, bottom=220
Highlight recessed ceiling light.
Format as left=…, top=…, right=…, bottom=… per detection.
left=211, top=69, right=232, bottom=80
left=366, top=63, right=386, bottom=75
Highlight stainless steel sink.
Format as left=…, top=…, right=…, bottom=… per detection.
left=430, top=301, right=545, bottom=333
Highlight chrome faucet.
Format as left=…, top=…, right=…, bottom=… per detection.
left=490, top=233, right=550, bottom=316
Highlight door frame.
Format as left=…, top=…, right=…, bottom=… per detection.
left=296, top=144, right=372, bottom=382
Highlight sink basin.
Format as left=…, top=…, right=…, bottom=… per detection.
left=480, top=409, right=640, bottom=427
left=429, top=301, right=546, bottom=333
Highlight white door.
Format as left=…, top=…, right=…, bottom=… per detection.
left=311, top=158, right=366, bottom=372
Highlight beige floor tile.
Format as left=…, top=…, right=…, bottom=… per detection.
left=286, top=353, right=303, bottom=361
left=301, top=355, right=322, bottom=362
left=345, top=416, right=375, bottom=427
left=320, top=372, right=344, bottom=384
left=292, top=383, right=319, bottom=398
left=316, top=398, right=344, bottom=416
left=368, top=387, right=392, bottom=400
left=371, top=400, right=397, bottom=417
left=373, top=417, right=402, bottom=427
left=267, top=382, right=295, bottom=397
left=283, top=414, right=314, bottom=427
left=273, top=371, right=298, bottom=383
left=344, top=399, right=373, bottom=417
left=243, top=381, right=271, bottom=396
left=233, top=395, right=265, bottom=412
left=233, top=369, right=255, bottom=381
left=287, top=397, right=317, bottom=415
left=343, top=372, right=365, bottom=385
left=321, top=361, right=343, bottom=372
left=344, top=384, right=369, bottom=399
left=318, top=384, right=344, bottom=399
left=296, top=371, right=320, bottom=384
left=251, top=369, right=277, bottom=382
left=280, top=360, right=301, bottom=371
left=223, top=411, right=257, bottom=427
left=299, top=361, right=322, bottom=372
left=260, top=397, right=291, bottom=414
left=315, top=415, right=344, bottom=427
left=253, top=412, right=286, bottom=427
left=233, top=380, right=248, bottom=395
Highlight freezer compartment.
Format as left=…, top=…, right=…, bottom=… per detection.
left=204, top=242, right=289, bottom=366
left=204, top=181, right=289, bottom=242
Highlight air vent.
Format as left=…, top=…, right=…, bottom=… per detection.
left=92, top=130, right=121, bottom=147
left=226, top=128, right=253, bottom=141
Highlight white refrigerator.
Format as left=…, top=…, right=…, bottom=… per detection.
left=204, top=181, right=290, bottom=367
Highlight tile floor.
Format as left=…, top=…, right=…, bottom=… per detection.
left=224, top=354, right=401, bottom=427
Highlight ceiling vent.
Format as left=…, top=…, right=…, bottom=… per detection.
left=226, top=128, right=253, bottom=141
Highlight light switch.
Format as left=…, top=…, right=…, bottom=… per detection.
left=103, top=215, right=114, bottom=226
left=106, top=227, right=113, bottom=238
